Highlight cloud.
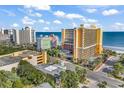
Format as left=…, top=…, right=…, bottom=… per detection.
left=18, top=8, right=42, bottom=18
left=53, top=20, right=62, bottom=24
left=22, top=16, right=36, bottom=25
left=97, top=23, right=103, bottom=28
left=43, top=27, right=50, bottom=31
left=112, top=22, right=124, bottom=30
left=39, top=19, right=45, bottom=23
left=72, top=22, right=77, bottom=28
left=66, top=14, right=84, bottom=19
left=46, top=21, right=50, bottom=25
left=38, top=19, right=50, bottom=25
left=34, top=12, right=42, bottom=17
left=81, top=17, right=100, bottom=28
left=24, top=5, right=51, bottom=10
left=87, top=19, right=98, bottom=23
left=83, top=23, right=102, bottom=28
left=78, top=5, right=110, bottom=10
left=81, top=17, right=98, bottom=24
left=1, top=9, right=16, bottom=16
left=53, top=11, right=65, bottom=17
left=86, top=8, right=97, bottom=13
left=102, top=9, right=119, bottom=16
left=53, top=10, right=84, bottom=19
left=54, top=10, right=99, bottom=28
left=11, top=23, right=19, bottom=27
left=27, top=9, right=42, bottom=17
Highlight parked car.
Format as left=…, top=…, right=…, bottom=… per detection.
left=103, top=67, right=114, bottom=73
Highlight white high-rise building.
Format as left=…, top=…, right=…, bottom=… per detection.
left=13, top=27, right=35, bottom=45
left=0, top=28, right=4, bottom=34
left=13, top=29, right=20, bottom=44
left=0, top=28, right=12, bottom=43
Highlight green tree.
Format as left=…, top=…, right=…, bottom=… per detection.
left=3, top=80, right=13, bottom=88
left=12, top=80, right=24, bottom=88
left=75, top=66, right=87, bottom=83
left=113, top=62, right=124, bottom=76
left=97, top=81, right=108, bottom=88
left=17, top=60, right=46, bottom=86
left=45, top=74, right=56, bottom=88
left=0, top=45, right=24, bottom=55
left=54, top=60, right=59, bottom=64
left=47, top=48, right=60, bottom=57
left=11, top=67, right=17, bottom=73
left=0, top=70, right=21, bottom=88
left=60, top=70, right=79, bottom=88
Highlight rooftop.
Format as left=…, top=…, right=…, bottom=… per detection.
left=45, top=65, right=58, bottom=72
left=0, top=56, right=21, bottom=67
left=19, top=50, right=38, bottom=57
left=36, top=63, right=66, bottom=76
left=0, top=50, right=39, bottom=67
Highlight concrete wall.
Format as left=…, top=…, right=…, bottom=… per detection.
left=0, top=62, right=19, bottom=71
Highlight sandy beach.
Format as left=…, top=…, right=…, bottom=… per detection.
left=103, top=46, right=124, bottom=53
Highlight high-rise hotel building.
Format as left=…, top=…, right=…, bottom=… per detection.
left=13, top=27, right=36, bottom=45
left=62, top=24, right=103, bottom=60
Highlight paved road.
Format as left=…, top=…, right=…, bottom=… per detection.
left=87, top=71, right=123, bottom=88
left=59, top=59, right=124, bottom=88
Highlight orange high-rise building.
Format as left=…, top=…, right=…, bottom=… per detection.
left=62, top=24, right=103, bottom=60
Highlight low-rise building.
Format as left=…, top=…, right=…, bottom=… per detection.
left=37, top=51, right=47, bottom=64
left=22, top=51, right=48, bottom=65
left=0, top=50, right=48, bottom=71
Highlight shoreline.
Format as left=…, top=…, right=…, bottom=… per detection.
left=103, top=46, right=124, bottom=53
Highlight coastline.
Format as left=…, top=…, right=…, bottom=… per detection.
left=103, top=46, right=124, bottom=53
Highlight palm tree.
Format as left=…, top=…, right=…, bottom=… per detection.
left=113, top=62, right=124, bottom=76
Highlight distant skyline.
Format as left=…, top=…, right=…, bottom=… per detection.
left=0, top=5, right=124, bottom=32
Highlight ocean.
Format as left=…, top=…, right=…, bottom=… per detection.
left=36, top=32, right=124, bottom=48
left=103, top=32, right=124, bottom=47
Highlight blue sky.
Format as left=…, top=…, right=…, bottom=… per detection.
left=0, top=5, right=124, bottom=32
